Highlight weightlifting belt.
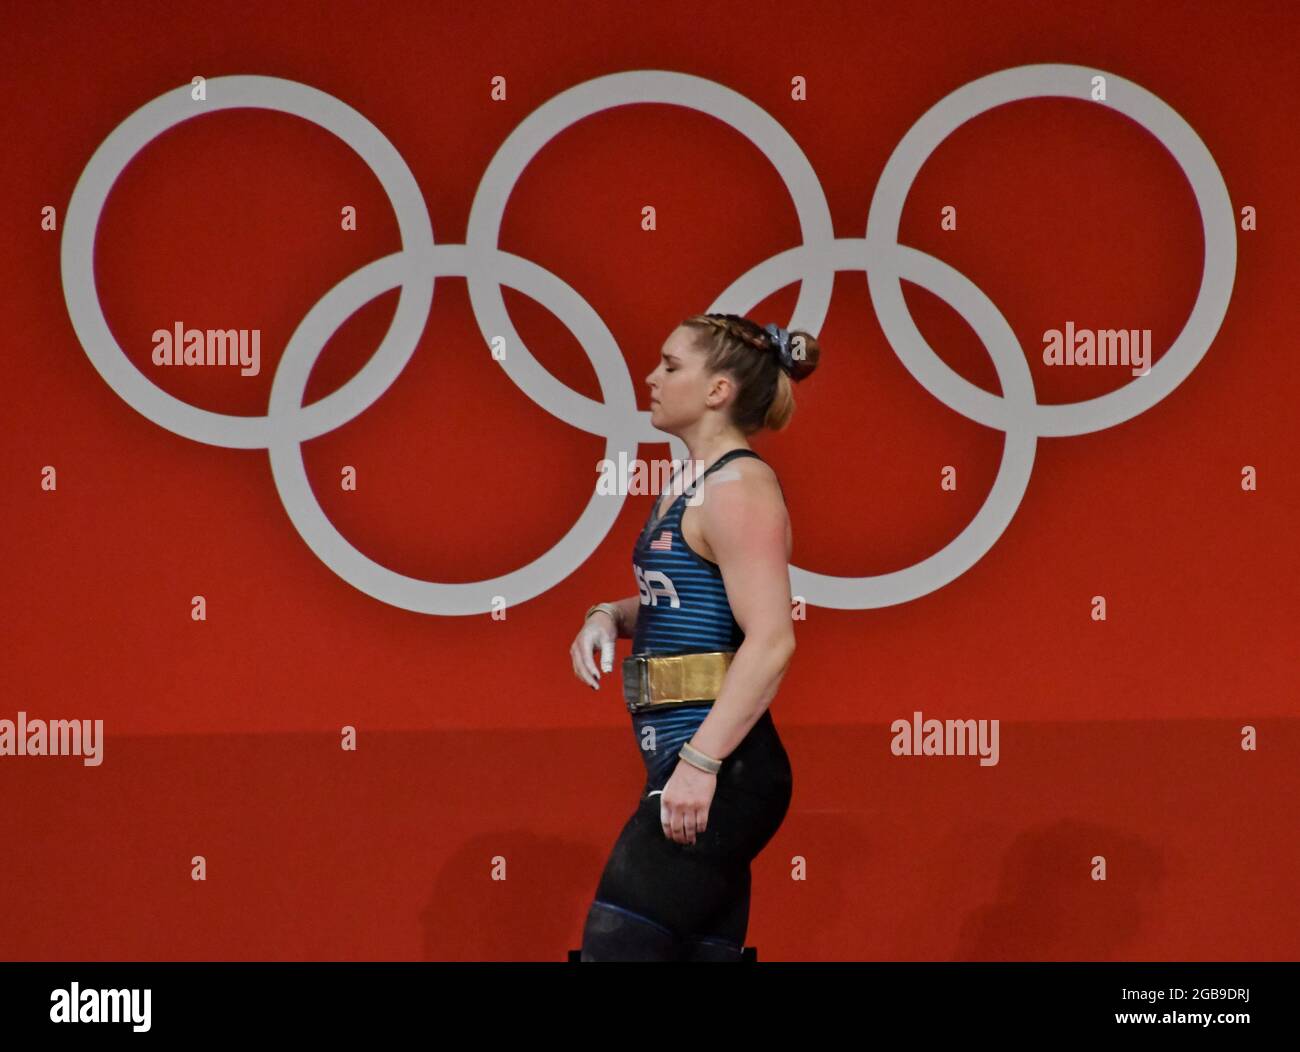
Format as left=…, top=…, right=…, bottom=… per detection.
left=622, top=651, right=735, bottom=713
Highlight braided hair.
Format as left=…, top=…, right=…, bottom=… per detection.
left=679, top=313, right=821, bottom=433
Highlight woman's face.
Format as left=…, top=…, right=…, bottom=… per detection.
left=646, top=326, right=724, bottom=433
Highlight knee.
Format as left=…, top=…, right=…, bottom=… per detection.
left=580, top=899, right=680, bottom=962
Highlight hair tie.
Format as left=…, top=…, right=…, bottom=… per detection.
left=762, top=323, right=796, bottom=375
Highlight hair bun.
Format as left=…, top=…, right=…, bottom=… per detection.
left=763, top=323, right=820, bottom=382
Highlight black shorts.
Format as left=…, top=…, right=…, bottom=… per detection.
left=581, top=708, right=793, bottom=961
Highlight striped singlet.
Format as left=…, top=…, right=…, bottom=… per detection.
left=628, top=447, right=763, bottom=789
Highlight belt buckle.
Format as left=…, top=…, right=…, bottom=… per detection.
left=622, top=654, right=649, bottom=713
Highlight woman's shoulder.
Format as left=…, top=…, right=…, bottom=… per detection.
left=704, top=453, right=785, bottom=504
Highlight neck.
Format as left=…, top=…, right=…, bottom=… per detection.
left=677, top=420, right=750, bottom=478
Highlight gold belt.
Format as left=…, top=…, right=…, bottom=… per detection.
left=622, top=651, right=735, bottom=713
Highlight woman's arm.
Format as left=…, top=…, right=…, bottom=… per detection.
left=683, top=466, right=795, bottom=762
left=611, top=595, right=640, bottom=638
left=590, top=594, right=640, bottom=639
left=573, top=593, right=640, bottom=690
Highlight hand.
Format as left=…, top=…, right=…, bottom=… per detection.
left=656, top=759, right=717, bottom=844
left=570, top=612, right=616, bottom=690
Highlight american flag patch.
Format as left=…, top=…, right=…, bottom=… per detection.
left=648, top=530, right=673, bottom=551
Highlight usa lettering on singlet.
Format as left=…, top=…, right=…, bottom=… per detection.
left=627, top=448, right=763, bottom=789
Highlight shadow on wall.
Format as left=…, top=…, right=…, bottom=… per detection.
left=955, top=819, right=1167, bottom=960
left=419, top=829, right=606, bottom=961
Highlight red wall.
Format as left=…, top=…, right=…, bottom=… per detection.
left=2, top=0, right=1296, bottom=959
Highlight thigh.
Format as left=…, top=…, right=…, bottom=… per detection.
left=592, top=791, right=750, bottom=938
left=680, top=864, right=751, bottom=955
left=589, top=709, right=794, bottom=940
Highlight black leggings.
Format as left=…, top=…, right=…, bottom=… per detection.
left=581, top=708, right=793, bottom=961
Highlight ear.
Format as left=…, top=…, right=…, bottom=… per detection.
left=706, top=372, right=734, bottom=408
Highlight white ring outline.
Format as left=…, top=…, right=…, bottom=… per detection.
left=61, top=76, right=436, bottom=448
left=59, top=66, right=1236, bottom=614
left=867, top=63, right=1235, bottom=437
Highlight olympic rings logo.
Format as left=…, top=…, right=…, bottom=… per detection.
left=60, top=65, right=1235, bottom=615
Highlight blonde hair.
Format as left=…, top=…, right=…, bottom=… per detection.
left=680, top=313, right=821, bottom=433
